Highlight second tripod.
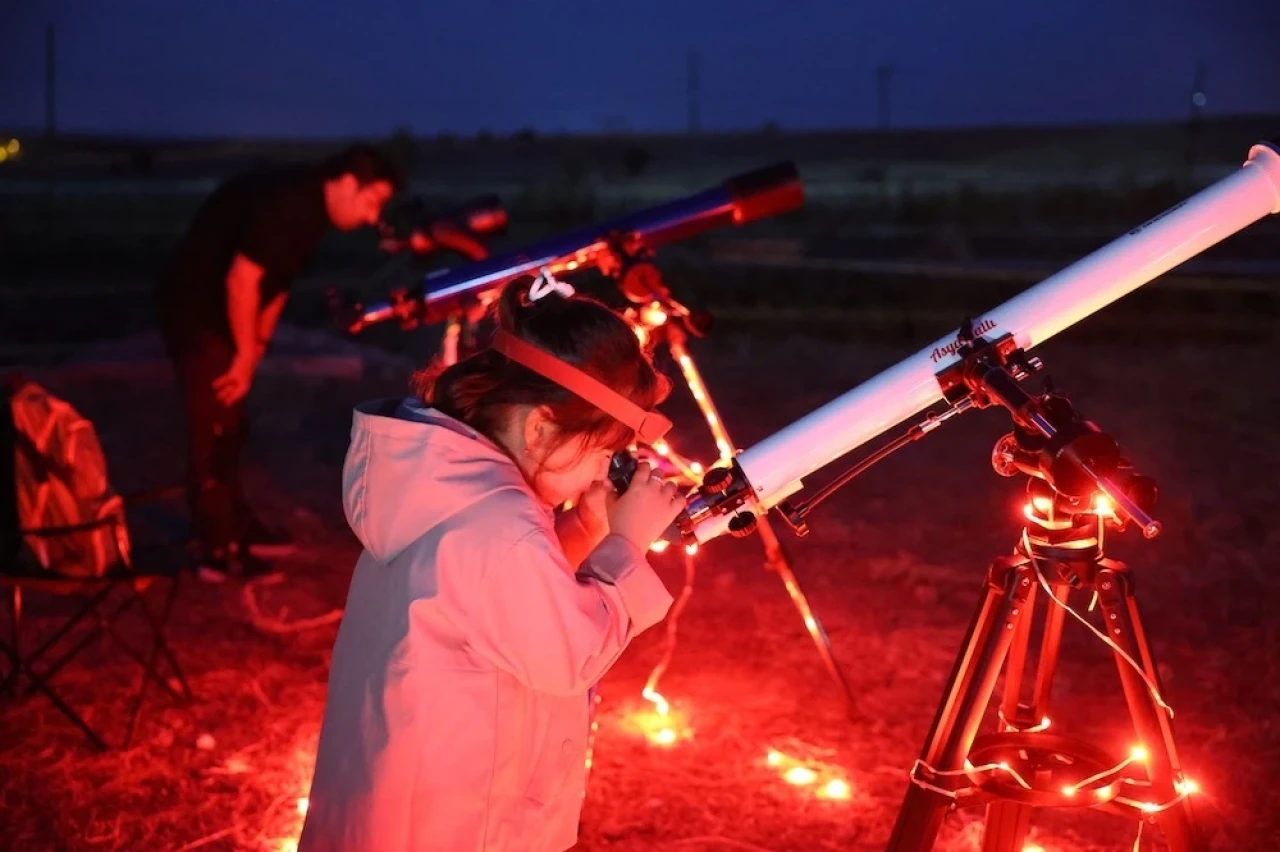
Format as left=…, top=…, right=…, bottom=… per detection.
left=883, top=332, right=1202, bottom=850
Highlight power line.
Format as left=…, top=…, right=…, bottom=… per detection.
left=687, top=50, right=701, bottom=134
left=45, top=22, right=56, bottom=140
left=1184, top=59, right=1208, bottom=173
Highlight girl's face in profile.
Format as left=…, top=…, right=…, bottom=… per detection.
left=500, top=404, right=621, bottom=508
left=525, top=430, right=614, bottom=508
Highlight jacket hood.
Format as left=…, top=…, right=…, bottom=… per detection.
left=341, top=398, right=539, bottom=563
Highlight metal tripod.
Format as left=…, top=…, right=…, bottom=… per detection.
left=628, top=301, right=858, bottom=716
left=886, top=475, right=1201, bottom=851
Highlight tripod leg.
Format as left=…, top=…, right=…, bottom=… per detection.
left=980, top=581, right=1070, bottom=851
left=981, top=579, right=1039, bottom=852
left=886, top=557, right=1036, bottom=852
left=666, top=334, right=734, bottom=463
left=440, top=316, right=461, bottom=367
left=663, top=333, right=859, bottom=712
left=756, top=514, right=859, bottom=715
left=1095, top=564, right=1202, bottom=852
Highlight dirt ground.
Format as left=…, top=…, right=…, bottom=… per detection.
left=2, top=327, right=1278, bottom=851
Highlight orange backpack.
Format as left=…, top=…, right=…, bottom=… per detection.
left=9, top=380, right=128, bottom=577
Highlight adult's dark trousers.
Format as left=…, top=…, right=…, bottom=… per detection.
left=160, top=324, right=251, bottom=557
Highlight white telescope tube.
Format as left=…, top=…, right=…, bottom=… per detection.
left=694, top=142, right=1280, bottom=543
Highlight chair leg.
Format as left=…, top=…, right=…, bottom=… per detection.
left=154, top=573, right=193, bottom=700
left=1, top=586, right=19, bottom=695
left=3, top=573, right=192, bottom=752
left=99, top=589, right=185, bottom=701
left=11, top=583, right=124, bottom=751
left=17, top=658, right=109, bottom=752
left=120, top=575, right=193, bottom=748
left=24, top=585, right=115, bottom=694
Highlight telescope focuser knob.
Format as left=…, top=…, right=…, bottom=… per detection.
left=619, top=261, right=670, bottom=304
left=389, top=288, right=421, bottom=331
left=727, top=513, right=758, bottom=538
left=991, top=433, right=1021, bottom=477
left=701, top=467, right=734, bottom=495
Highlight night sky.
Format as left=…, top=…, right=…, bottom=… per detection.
left=1, top=0, right=1276, bottom=138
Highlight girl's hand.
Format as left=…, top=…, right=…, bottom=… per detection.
left=608, top=462, right=684, bottom=551
left=555, top=481, right=616, bottom=570
left=575, top=480, right=616, bottom=541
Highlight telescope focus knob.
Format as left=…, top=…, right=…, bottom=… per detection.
left=727, top=513, right=758, bottom=538
left=991, top=433, right=1021, bottom=478
left=620, top=261, right=670, bottom=304
left=701, top=467, right=734, bottom=495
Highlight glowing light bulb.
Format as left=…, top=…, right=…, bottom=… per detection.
left=279, top=842, right=298, bottom=852
left=1130, top=746, right=1148, bottom=763
left=785, top=767, right=818, bottom=785
left=642, top=688, right=669, bottom=717
left=684, top=543, right=699, bottom=556
left=1022, top=845, right=1046, bottom=852
left=1141, top=801, right=1160, bottom=813
left=649, top=540, right=670, bottom=553
left=690, top=462, right=704, bottom=474
left=1095, top=495, right=1115, bottom=517
left=678, top=355, right=691, bottom=367
left=296, top=797, right=309, bottom=815
left=641, top=306, right=668, bottom=327
left=1176, top=778, right=1200, bottom=795
left=766, top=750, right=784, bottom=766
left=654, top=728, right=677, bottom=745
left=1032, top=496, right=1053, bottom=512
left=6, top=139, right=18, bottom=154
left=654, top=441, right=670, bottom=456
left=820, top=779, right=851, bottom=800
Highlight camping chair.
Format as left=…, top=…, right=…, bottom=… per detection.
left=0, top=377, right=193, bottom=751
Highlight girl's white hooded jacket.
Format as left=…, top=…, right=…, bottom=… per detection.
left=299, top=398, right=673, bottom=852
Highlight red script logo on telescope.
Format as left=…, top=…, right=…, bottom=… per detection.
left=930, top=318, right=997, bottom=362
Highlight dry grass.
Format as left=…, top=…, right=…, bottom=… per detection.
left=2, top=329, right=1279, bottom=851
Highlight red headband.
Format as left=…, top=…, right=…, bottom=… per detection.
left=491, top=329, right=672, bottom=445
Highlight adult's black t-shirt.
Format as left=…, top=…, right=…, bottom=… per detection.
left=156, top=165, right=330, bottom=348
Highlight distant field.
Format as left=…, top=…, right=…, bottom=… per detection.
left=2, top=116, right=1276, bottom=359
left=3, top=114, right=1276, bottom=180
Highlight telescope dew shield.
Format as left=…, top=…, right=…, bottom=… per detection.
left=725, top=161, right=805, bottom=225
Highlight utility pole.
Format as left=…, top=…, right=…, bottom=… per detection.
left=1184, top=60, right=1207, bottom=176
left=687, top=50, right=701, bottom=134
left=875, top=63, right=894, bottom=129
left=45, top=22, right=57, bottom=140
